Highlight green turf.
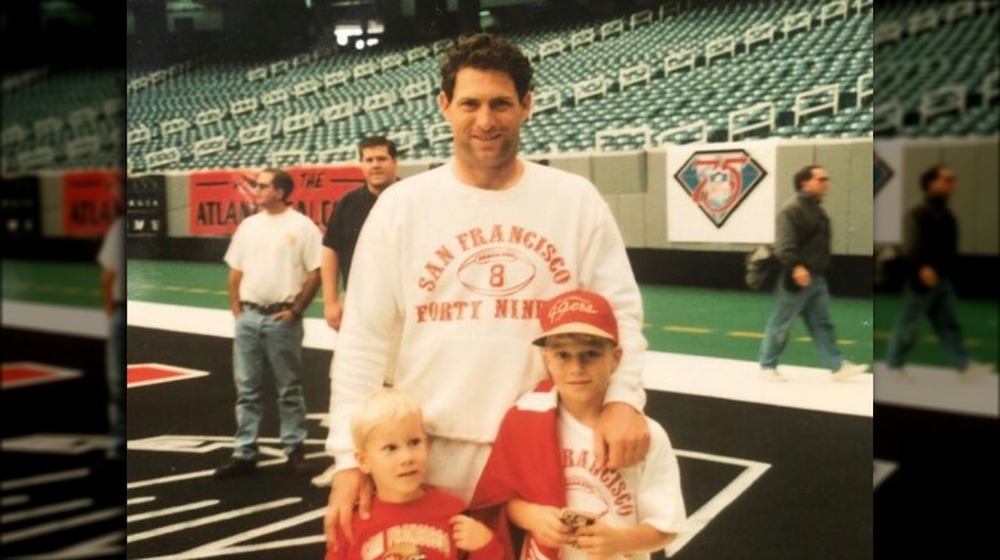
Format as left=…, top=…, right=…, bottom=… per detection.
left=872, top=292, right=998, bottom=369
left=5, top=259, right=994, bottom=370
left=1, top=259, right=102, bottom=309
left=640, top=284, right=874, bottom=368
left=126, top=260, right=875, bottom=368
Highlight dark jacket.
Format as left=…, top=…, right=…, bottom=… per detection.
left=903, top=194, right=958, bottom=289
left=774, top=192, right=832, bottom=283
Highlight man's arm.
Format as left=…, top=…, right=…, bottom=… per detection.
left=96, top=217, right=122, bottom=316
left=901, top=208, right=936, bottom=287
left=321, top=247, right=344, bottom=328
left=773, top=207, right=810, bottom=286
left=288, top=268, right=321, bottom=319
left=100, top=269, right=116, bottom=316
left=228, top=269, right=243, bottom=316
left=580, top=199, right=649, bottom=469
left=773, top=207, right=801, bottom=268
left=323, top=195, right=401, bottom=547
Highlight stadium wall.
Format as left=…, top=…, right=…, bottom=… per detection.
left=7, top=137, right=996, bottom=298
left=120, top=137, right=883, bottom=294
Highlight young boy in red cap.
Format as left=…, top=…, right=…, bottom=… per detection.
left=470, top=289, right=686, bottom=560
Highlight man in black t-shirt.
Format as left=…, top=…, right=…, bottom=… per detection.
left=314, top=137, right=398, bottom=487
left=320, top=136, right=399, bottom=330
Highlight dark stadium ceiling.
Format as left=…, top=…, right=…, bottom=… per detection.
left=159, top=0, right=377, bottom=5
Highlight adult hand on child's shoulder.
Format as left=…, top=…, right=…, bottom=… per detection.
left=324, top=469, right=372, bottom=551
left=594, top=403, right=649, bottom=470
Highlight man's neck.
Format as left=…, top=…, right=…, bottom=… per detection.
left=926, top=193, right=949, bottom=207
left=365, top=182, right=389, bottom=197
left=262, top=202, right=288, bottom=215
left=453, top=158, right=524, bottom=191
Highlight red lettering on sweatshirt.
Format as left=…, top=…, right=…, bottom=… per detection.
left=494, top=298, right=545, bottom=320
left=418, top=225, right=573, bottom=293
left=415, top=300, right=483, bottom=323
left=562, top=448, right=635, bottom=516
left=418, top=246, right=455, bottom=292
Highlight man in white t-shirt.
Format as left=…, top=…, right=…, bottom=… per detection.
left=97, top=202, right=125, bottom=461
left=216, top=168, right=322, bottom=479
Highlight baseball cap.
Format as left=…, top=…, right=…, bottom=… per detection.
left=533, top=289, right=619, bottom=346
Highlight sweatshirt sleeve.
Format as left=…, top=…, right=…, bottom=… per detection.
left=579, top=196, right=647, bottom=413
left=325, top=194, right=404, bottom=470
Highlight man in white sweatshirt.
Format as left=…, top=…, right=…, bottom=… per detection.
left=323, top=32, right=650, bottom=551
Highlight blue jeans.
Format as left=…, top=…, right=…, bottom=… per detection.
left=231, top=309, right=307, bottom=460
left=759, top=275, right=844, bottom=372
left=106, top=305, right=126, bottom=457
left=885, top=278, right=969, bottom=371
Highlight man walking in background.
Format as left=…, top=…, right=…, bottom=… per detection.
left=884, top=164, right=994, bottom=382
left=758, top=165, right=869, bottom=382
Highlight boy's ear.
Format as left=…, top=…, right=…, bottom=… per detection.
left=355, top=450, right=370, bottom=474
left=612, top=345, right=623, bottom=370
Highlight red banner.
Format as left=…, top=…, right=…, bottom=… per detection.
left=188, top=166, right=364, bottom=236
left=62, top=171, right=122, bottom=237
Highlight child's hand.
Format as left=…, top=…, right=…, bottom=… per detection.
left=521, top=504, right=575, bottom=549
left=572, top=520, right=625, bottom=559
left=449, top=515, right=493, bottom=552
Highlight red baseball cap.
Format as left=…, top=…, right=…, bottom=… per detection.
left=533, top=289, right=619, bottom=346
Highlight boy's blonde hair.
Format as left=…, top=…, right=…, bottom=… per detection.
left=351, top=388, right=425, bottom=451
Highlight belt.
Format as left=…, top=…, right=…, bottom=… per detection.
left=241, top=301, right=294, bottom=315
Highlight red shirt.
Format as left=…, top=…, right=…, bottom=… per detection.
left=326, top=485, right=503, bottom=560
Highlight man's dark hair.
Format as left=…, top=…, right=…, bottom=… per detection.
left=793, top=165, right=822, bottom=192
left=439, top=33, right=533, bottom=102
left=358, top=136, right=397, bottom=160
left=262, top=168, right=294, bottom=201
left=920, top=164, right=949, bottom=192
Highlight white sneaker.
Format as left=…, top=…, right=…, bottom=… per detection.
left=311, top=464, right=337, bottom=488
left=760, top=368, right=788, bottom=382
left=832, top=361, right=869, bottom=382
left=958, top=361, right=995, bottom=383
left=887, top=367, right=916, bottom=383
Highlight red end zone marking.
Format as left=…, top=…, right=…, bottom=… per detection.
left=128, top=363, right=210, bottom=387
left=2, top=362, right=82, bottom=389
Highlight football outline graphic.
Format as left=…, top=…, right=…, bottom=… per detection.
left=457, top=246, right=537, bottom=297
left=565, top=471, right=611, bottom=518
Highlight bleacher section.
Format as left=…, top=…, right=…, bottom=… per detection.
left=21, top=0, right=996, bottom=174
left=119, top=0, right=875, bottom=173
left=873, top=0, right=999, bottom=136
left=1, top=69, right=123, bottom=175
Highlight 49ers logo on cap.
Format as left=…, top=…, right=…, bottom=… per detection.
left=535, top=289, right=619, bottom=345
left=547, top=295, right=598, bottom=323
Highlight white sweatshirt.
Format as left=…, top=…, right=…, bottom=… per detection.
left=327, top=159, right=647, bottom=472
